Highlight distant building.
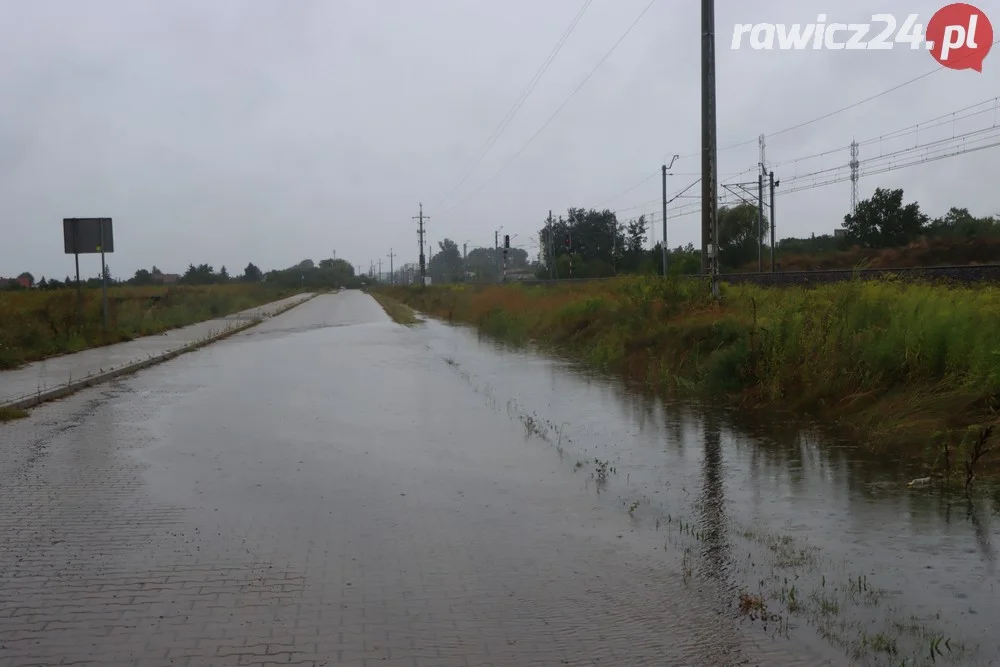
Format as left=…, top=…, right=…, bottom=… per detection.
left=833, top=229, right=847, bottom=238
left=152, top=273, right=180, bottom=284
left=0, top=275, right=34, bottom=289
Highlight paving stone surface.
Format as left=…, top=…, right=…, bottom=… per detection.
left=0, top=293, right=834, bottom=667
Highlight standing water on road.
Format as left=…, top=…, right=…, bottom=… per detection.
left=416, top=312, right=1000, bottom=666
left=2, top=291, right=997, bottom=667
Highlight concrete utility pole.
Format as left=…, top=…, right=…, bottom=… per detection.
left=378, top=258, right=382, bottom=283
left=388, top=249, right=395, bottom=284
left=770, top=172, right=779, bottom=272
left=757, top=171, right=764, bottom=272
left=413, top=203, right=429, bottom=286
left=701, top=0, right=720, bottom=297
left=662, top=155, right=679, bottom=276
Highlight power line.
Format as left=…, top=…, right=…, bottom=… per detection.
left=672, top=37, right=1000, bottom=161
left=432, top=0, right=594, bottom=210
left=610, top=110, right=1000, bottom=219
left=587, top=45, right=1000, bottom=218
left=621, top=132, right=1000, bottom=225
left=766, top=96, right=1000, bottom=171
left=778, top=125, right=1000, bottom=187
left=440, top=0, right=659, bottom=216
left=782, top=132, right=1000, bottom=196
left=593, top=169, right=659, bottom=209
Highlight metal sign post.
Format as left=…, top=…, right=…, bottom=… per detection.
left=63, top=218, right=114, bottom=333
left=99, top=222, right=108, bottom=333
left=73, top=225, right=82, bottom=329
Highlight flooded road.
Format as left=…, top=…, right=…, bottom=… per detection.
left=0, top=291, right=996, bottom=666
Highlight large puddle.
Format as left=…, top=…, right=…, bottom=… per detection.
left=415, top=316, right=1000, bottom=666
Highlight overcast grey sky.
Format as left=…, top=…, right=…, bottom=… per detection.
left=1, top=0, right=997, bottom=280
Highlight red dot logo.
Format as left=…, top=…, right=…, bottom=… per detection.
left=927, top=3, right=993, bottom=71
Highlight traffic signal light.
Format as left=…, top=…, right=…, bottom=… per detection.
left=504, top=234, right=510, bottom=249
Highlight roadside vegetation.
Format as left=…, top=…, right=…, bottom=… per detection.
left=0, top=406, right=28, bottom=422
left=0, top=255, right=372, bottom=370
left=369, top=290, right=422, bottom=326
left=386, top=277, right=1000, bottom=479
left=0, top=284, right=302, bottom=370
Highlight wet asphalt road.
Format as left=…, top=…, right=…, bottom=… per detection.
left=0, top=292, right=835, bottom=667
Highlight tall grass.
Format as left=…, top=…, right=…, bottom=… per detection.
left=384, top=278, right=1000, bottom=456
left=0, top=284, right=298, bottom=369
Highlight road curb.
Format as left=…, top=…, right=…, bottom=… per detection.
left=1, top=293, right=318, bottom=413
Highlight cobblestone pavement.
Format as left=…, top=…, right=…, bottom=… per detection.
left=0, top=292, right=837, bottom=666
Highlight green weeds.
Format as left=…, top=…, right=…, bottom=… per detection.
left=0, top=284, right=299, bottom=369
left=0, top=406, right=28, bottom=422
left=369, top=290, right=422, bottom=326
left=386, top=278, right=1000, bottom=474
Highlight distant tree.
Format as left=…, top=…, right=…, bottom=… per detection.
left=296, top=259, right=315, bottom=270
left=464, top=247, right=498, bottom=280
left=504, top=247, right=529, bottom=270
left=664, top=243, right=702, bottom=275
left=536, top=208, right=623, bottom=277
left=318, top=258, right=335, bottom=269
left=428, top=239, right=464, bottom=283
left=623, top=216, right=648, bottom=271
left=131, top=268, right=154, bottom=286
left=219, top=266, right=230, bottom=282
left=180, top=263, right=218, bottom=285
left=242, top=262, right=263, bottom=282
left=843, top=188, right=928, bottom=248
left=718, top=203, right=769, bottom=270
left=925, top=206, right=1000, bottom=239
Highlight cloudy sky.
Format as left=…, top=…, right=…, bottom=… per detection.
left=1, top=0, right=997, bottom=280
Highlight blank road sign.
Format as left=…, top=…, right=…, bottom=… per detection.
left=63, top=218, right=114, bottom=254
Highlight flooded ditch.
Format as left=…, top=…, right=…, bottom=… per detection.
left=417, top=316, right=1000, bottom=667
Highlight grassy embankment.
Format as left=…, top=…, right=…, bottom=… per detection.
left=368, top=290, right=422, bottom=326
left=382, top=278, right=1000, bottom=478
left=762, top=235, right=1000, bottom=271
left=0, top=284, right=302, bottom=371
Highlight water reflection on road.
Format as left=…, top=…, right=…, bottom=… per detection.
left=418, top=317, right=1000, bottom=666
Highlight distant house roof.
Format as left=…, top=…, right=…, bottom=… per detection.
left=153, top=273, right=180, bottom=284
left=0, top=276, right=32, bottom=288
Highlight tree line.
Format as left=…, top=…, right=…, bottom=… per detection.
left=4, top=258, right=360, bottom=290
